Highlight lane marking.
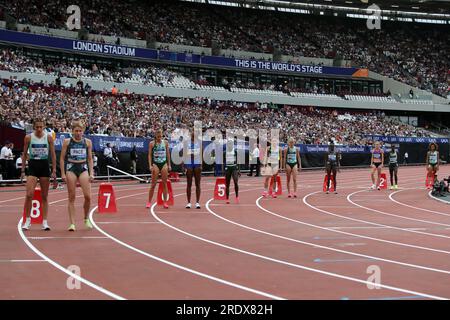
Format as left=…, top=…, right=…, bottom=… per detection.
left=17, top=218, right=125, bottom=300
left=389, top=189, right=450, bottom=217
left=90, top=190, right=286, bottom=300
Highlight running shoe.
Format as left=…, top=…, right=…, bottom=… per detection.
left=334, top=191, right=338, bottom=194
left=262, top=191, right=268, bottom=198
left=377, top=186, right=381, bottom=191
left=68, top=224, right=76, bottom=231
left=293, top=193, right=298, bottom=198
left=186, top=203, right=192, bottom=209
left=272, top=194, right=277, bottom=198
left=226, top=199, right=230, bottom=204
left=370, top=184, right=376, bottom=190
left=288, top=193, right=292, bottom=198
left=145, top=202, right=151, bottom=208
left=394, top=185, right=398, bottom=190
left=22, top=223, right=31, bottom=231
left=235, top=197, right=239, bottom=204
left=195, top=203, right=201, bottom=209
left=163, top=202, right=169, bottom=209
left=84, top=219, right=93, bottom=229
left=390, top=186, right=395, bottom=190
left=42, top=221, right=51, bottom=231
left=326, top=190, right=329, bottom=194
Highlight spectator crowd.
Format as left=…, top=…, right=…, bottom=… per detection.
left=0, top=0, right=448, bottom=97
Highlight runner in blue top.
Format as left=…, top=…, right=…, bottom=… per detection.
left=60, top=120, right=94, bottom=231
left=183, top=131, right=202, bottom=209
left=147, top=129, right=171, bottom=209
left=21, top=118, right=57, bottom=231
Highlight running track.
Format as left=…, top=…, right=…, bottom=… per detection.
left=1, top=166, right=450, bottom=300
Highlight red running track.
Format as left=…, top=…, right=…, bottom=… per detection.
left=1, top=166, right=449, bottom=300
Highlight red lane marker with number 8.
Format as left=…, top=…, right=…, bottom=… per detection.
left=22, top=188, right=43, bottom=224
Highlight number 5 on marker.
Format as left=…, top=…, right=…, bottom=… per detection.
left=217, top=184, right=225, bottom=197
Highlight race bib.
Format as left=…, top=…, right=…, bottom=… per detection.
left=70, top=148, right=86, bottom=157
left=30, top=144, right=47, bottom=159
left=287, top=154, right=297, bottom=162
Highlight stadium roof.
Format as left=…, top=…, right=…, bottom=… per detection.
left=183, top=0, right=449, bottom=14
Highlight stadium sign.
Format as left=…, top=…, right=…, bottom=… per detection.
left=366, top=135, right=449, bottom=144
left=0, top=29, right=367, bottom=77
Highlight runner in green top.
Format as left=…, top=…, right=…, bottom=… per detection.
left=224, top=139, right=240, bottom=204
left=426, top=142, right=440, bottom=188
left=147, top=129, right=171, bottom=209
left=21, top=118, right=57, bottom=231
left=283, top=137, right=301, bottom=198
left=60, top=120, right=94, bottom=231
left=388, top=145, right=399, bottom=190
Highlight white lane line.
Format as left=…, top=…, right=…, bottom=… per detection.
left=301, top=191, right=450, bottom=255
left=17, top=218, right=125, bottom=300
left=389, top=189, right=450, bottom=217
left=212, top=196, right=450, bottom=276
left=428, top=191, right=450, bottom=206
left=328, top=226, right=390, bottom=229
left=151, top=197, right=447, bottom=300
left=0, top=259, right=46, bottom=263
left=96, top=222, right=162, bottom=224
left=347, top=190, right=450, bottom=237
left=27, top=236, right=109, bottom=240
left=90, top=190, right=285, bottom=300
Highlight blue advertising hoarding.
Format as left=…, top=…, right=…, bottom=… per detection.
left=0, top=29, right=364, bottom=77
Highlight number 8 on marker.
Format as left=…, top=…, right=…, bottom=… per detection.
left=30, top=200, right=41, bottom=218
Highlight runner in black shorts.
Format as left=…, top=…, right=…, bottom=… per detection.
left=224, top=139, right=240, bottom=204
left=370, top=141, right=384, bottom=190
left=388, top=145, right=399, bottom=190
left=60, top=120, right=94, bottom=231
left=325, top=142, right=340, bottom=194
left=21, top=118, right=56, bottom=231
left=426, top=142, right=440, bottom=188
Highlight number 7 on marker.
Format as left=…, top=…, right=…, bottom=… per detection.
left=103, top=193, right=111, bottom=208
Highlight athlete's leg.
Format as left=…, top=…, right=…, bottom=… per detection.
left=23, top=176, right=38, bottom=220
left=66, top=171, right=78, bottom=226
left=148, top=165, right=160, bottom=203
left=186, top=168, right=193, bottom=203
left=285, top=165, right=292, bottom=194
left=39, top=177, right=50, bottom=220
left=78, top=171, right=91, bottom=220
left=160, top=164, right=169, bottom=202
left=193, top=166, right=202, bottom=203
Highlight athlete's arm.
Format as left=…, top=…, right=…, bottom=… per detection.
left=426, top=151, right=429, bottom=165
left=21, top=135, right=30, bottom=181
left=165, top=140, right=171, bottom=172
left=282, top=148, right=287, bottom=170
left=380, top=150, right=384, bottom=168
left=87, top=139, right=94, bottom=181
left=47, top=134, right=57, bottom=177
left=59, top=139, right=69, bottom=182
left=296, top=149, right=301, bottom=170
left=148, top=141, right=153, bottom=169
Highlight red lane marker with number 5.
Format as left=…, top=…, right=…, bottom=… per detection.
left=214, top=177, right=227, bottom=200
